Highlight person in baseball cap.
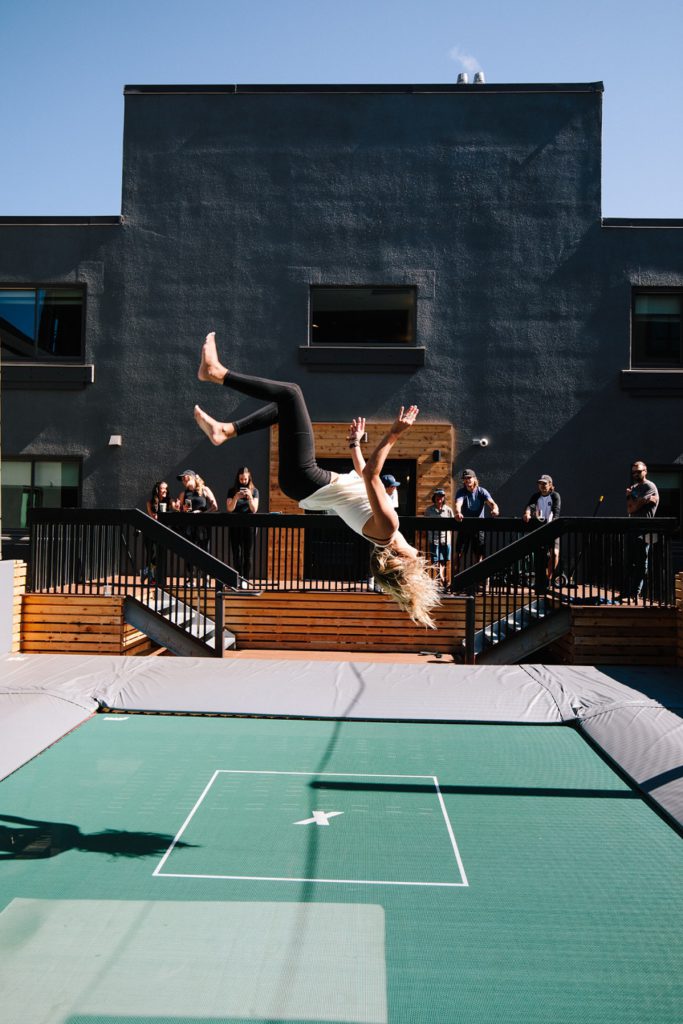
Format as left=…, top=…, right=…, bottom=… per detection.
left=523, top=474, right=561, bottom=581
left=381, top=473, right=400, bottom=509
left=454, top=469, right=499, bottom=573
left=424, top=488, right=454, bottom=587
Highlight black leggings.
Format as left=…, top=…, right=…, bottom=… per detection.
left=224, top=371, right=332, bottom=502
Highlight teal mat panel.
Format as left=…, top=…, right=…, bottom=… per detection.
left=1, top=715, right=682, bottom=1023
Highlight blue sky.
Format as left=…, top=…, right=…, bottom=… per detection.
left=2, top=0, right=682, bottom=217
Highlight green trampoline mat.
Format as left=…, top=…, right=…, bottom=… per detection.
left=1, top=714, right=682, bottom=1024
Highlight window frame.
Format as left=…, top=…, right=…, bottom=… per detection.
left=0, top=283, right=87, bottom=364
left=631, top=288, right=683, bottom=370
left=1, top=456, right=82, bottom=532
left=301, top=283, right=425, bottom=372
left=308, top=284, right=418, bottom=349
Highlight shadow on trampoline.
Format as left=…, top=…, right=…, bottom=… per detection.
left=0, top=813, right=197, bottom=860
left=309, top=780, right=639, bottom=799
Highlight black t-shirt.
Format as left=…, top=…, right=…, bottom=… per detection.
left=182, top=490, right=209, bottom=513
left=228, top=486, right=259, bottom=513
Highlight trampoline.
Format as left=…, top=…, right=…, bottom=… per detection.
left=1, top=653, right=682, bottom=1024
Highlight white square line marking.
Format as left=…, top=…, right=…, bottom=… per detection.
left=154, top=770, right=469, bottom=888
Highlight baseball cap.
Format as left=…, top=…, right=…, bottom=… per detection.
left=381, top=474, right=401, bottom=488
left=537, top=474, right=553, bottom=485
left=461, top=468, right=476, bottom=479
left=177, top=469, right=197, bottom=481
left=432, top=488, right=446, bottom=498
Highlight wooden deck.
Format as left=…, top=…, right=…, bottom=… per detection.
left=16, top=577, right=683, bottom=665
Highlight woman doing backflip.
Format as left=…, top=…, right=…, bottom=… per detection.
left=194, top=333, right=441, bottom=628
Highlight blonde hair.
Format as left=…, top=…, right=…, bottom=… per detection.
left=370, top=547, right=441, bottom=629
left=195, top=474, right=206, bottom=496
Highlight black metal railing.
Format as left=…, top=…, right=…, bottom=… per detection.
left=27, top=509, right=676, bottom=660
left=449, top=517, right=677, bottom=660
left=155, top=511, right=532, bottom=591
left=28, top=508, right=239, bottom=656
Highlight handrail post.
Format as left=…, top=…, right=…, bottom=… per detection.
left=464, top=595, right=476, bottom=664
left=214, top=582, right=225, bottom=658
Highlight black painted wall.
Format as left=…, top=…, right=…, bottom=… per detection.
left=1, top=83, right=681, bottom=517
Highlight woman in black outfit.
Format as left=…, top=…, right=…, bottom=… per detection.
left=226, top=466, right=259, bottom=585
left=193, top=332, right=441, bottom=627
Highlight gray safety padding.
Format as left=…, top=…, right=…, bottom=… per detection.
left=93, top=657, right=575, bottom=723
left=3, top=654, right=682, bottom=831
left=0, top=691, right=95, bottom=781
left=579, top=704, right=683, bottom=829
left=524, top=664, right=683, bottom=830
left=0, top=655, right=103, bottom=780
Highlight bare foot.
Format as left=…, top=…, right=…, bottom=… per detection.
left=194, top=405, right=235, bottom=446
left=198, top=331, right=228, bottom=383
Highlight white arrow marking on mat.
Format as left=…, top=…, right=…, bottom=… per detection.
left=294, top=811, right=344, bottom=826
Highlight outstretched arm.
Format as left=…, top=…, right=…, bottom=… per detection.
left=361, top=406, right=418, bottom=539
left=347, top=417, right=366, bottom=474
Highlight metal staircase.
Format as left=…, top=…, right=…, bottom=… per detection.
left=125, top=590, right=236, bottom=657
left=473, top=595, right=571, bottom=664
left=28, top=508, right=242, bottom=657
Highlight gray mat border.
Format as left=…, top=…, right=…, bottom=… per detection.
left=1, top=653, right=681, bottom=832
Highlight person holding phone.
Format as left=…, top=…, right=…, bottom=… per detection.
left=176, top=469, right=218, bottom=555
left=226, top=466, right=260, bottom=586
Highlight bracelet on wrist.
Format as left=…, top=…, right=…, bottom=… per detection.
left=349, top=440, right=360, bottom=449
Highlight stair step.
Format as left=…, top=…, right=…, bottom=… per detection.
left=138, top=590, right=235, bottom=651
left=475, top=598, right=551, bottom=655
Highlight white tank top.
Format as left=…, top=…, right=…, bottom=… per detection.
left=299, top=471, right=376, bottom=541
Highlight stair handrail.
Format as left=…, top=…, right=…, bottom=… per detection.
left=451, top=516, right=676, bottom=595
left=450, top=516, right=677, bottom=661
left=28, top=507, right=242, bottom=657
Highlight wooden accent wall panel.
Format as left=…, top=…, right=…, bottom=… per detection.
left=21, top=594, right=126, bottom=654
left=548, top=605, right=678, bottom=666
left=11, top=561, right=27, bottom=654
left=21, top=593, right=166, bottom=656
left=270, top=421, right=455, bottom=514
left=224, top=591, right=467, bottom=654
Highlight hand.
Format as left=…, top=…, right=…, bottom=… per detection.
left=390, top=405, right=419, bottom=435
left=455, top=511, right=464, bottom=522
left=523, top=511, right=530, bottom=523
left=347, top=416, right=366, bottom=444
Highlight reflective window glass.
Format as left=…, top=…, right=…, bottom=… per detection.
left=632, top=292, right=682, bottom=367
left=310, top=286, right=416, bottom=345
left=0, top=287, right=84, bottom=360
left=1, top=459, right=80, bottom=528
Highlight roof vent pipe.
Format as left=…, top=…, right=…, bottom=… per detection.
left=473, top=71, right=486, bottom=84
left=457, top=73, right=469, bottom=84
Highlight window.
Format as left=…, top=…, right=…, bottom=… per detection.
left=1, top=459, right=80, bottom=530
left=310, top=286, right=416, bottom=345
left=632, top=292, right=682, bottom=368
left=0, top=287, right=84, bottom=361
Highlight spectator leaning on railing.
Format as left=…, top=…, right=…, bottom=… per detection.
left=424, top=489, right=454, bottom=589
left=454, top=469, right=499, bottom=572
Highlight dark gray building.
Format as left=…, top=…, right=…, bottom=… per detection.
left=1, top=81, right=682, bottom=554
